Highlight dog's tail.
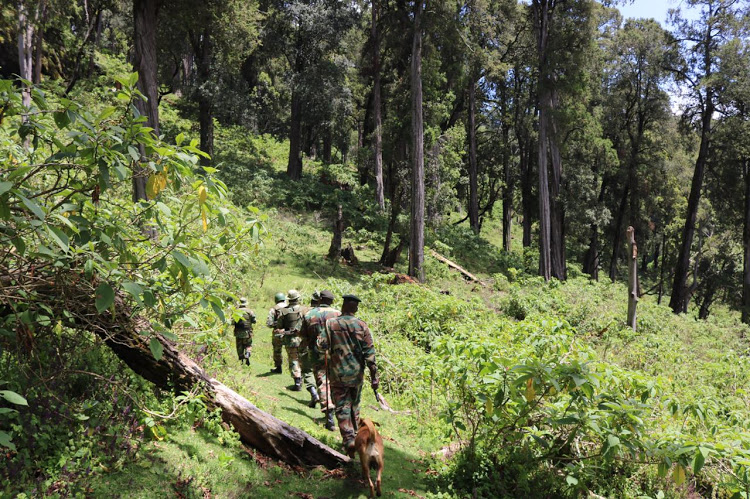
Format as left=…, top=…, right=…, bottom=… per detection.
left=362, top=418, right=378, bottom=445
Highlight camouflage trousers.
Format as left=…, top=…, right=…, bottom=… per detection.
left=314, top=367, right=334, bottom=413
left=297, top=347, right=319, bottom=392
left=285, top=345, right=301, bottom=378
left=271, top=333, right=283, bottom=368
left=235, top=335, right=252, bottom=361
left=331, top=382, right=363, bottom=448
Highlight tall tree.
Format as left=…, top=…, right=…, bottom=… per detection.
left=409, top=0, right=425, bottom=282
left=371, top=0, right=385, bottom=210
left=669, top=0, right=741, bottom=313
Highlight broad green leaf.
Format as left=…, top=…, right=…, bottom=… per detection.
left=122, top=281, right=144, bottom=301
left=0, top=182, right=13, bottom=196
left=47, top=226, right=69, bottom=252
left=693, top=449, right=706, bottom=474
left=566, top=476, right=578, bottom=486
left=128, top=145, right=140, bottom=162
left=0, top=390, right=28, bottom=406
left=18, top=195, right=45, bottom=221
left=175, top=132, right=185, bottom=146
left=0, top=431, right=16, bottom=452
left=211, top=301, right=225, bottom=323
left=149, top=337, right=164, bottom=361
left=173, top=251, right=191, bottom=269
left=95, top=282, right=115, bottom=313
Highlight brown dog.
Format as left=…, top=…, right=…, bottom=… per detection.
left=354, top=418, right=384, bottom=497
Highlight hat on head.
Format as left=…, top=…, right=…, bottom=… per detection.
left=239, top=297, right=248, bottom=306
left=312, top=291, right=321, bottom=302
left=319, top=290, right=335, bottom=301
left=274, top=292, right=286, bottom=303
left=287, top=289, right=301, bottom=301
left=342, top=294, right=361, bottom=303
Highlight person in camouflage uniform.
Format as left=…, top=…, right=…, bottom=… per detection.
left=301, top=289, right=340, bottom=431
left=275, top=289, right=306, bottom=391
left=234, top=297, right=256, bottom=366
left=266, top=292, right=287, bottom=374
left=295, top=292, right=321, bottom=406
left=319, top=294, right=378, bottom=454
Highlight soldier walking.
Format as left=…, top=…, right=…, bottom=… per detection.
left=301, top=289, right=340, bottom=431
left=319, top=294, right=378, bottom=455
left=266, top=292, right=287, bottom=374
left=234, top=297, right=256, bottom=366
left=275, top=289, right=305, bottom=391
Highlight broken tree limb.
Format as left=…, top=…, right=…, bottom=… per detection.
left=429, top=250, right=487, bottom=287
left=42, top=279, right=351, bottom=469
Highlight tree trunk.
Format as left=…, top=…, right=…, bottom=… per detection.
left=547, top=93, right=565, bottom=280
left=626, top=226, right=638, bottom=331
left=467, top=75, right=479, bottom=234
left=537, top=99, right=551, bottom=281
left=327, top=204, right=344, bottom=260
left=17, top=0, right=35, bottom=109
left=609, top=184, right=629, bottom=282
left=372, top=0, right=385, bottom=210
left=658, top=232, right=666, bottom=305
left=408, top=0, right=425, bottom=283
left=742, top=160, right=750, bottom=323
left=501, top=122, right=513, bottom=252
left=194, top=26, right=214, bottom=166
left=534, top=0, right=551, bottom=280
left=32, top=0, right=46, bottom=84
left=132, top=0, right=161, bottom=201
left=287, top=89, right=303, bottom=180
left=520, top=133, right=533, bottom=248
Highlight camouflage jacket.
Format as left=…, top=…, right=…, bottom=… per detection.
left=266, top=301, right=287, bottom=329
left=320, top=314, right=377, bottom=386
left=302, top=305, right=341, bottom=353
left=234, top=307, right=256, bottom=338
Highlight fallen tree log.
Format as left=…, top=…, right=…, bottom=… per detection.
left=44, top=280, right=351, bottom=469
left=429, top=250, right=487, bottom=287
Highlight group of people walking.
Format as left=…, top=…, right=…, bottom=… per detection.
left=233, top=290, right=379, bottom=455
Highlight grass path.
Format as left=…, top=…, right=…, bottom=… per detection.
left=89, top=217, right=441, bottom=498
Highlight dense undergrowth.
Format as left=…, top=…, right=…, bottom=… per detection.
left=3, top=74, right=750, bottom=498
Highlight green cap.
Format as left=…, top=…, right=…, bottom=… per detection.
left=239, top=297, right=248, bottom=306
left=274, top=292, right=286, bottom=303
left=342, top=294, right=361, bottom=303
left=287, top=289, right=301, bottom=302
left=319, top=290, right=335, bottom=301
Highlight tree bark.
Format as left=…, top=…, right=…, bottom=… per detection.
left=610, top=184, right=629, bottom=282
left=742, top=160, right=750, bottom=323
left=17, top=0, right=35, bottom=109
left=501, top=120, right=513, bottom=252
left=287, top=89, right=303, bottom=180
left=372, top=0, right=385, bottom=210
left=408, top=0, right=425, bottom=283
left=192, top=27, right=214, bottom=166
left=32, top=0, right=46, bottom=84
left=533, top=0, right=552, bottom=281
left=132, top=0, right=161, bottom=201
left=467, top=75, right=480, bottom=234
left=327, top=204, right=344, bottom=260
left=626, top=226, right=638, bottom=331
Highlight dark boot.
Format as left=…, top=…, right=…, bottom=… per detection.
left=292, top=377, right=302, bottom=391
left=271, top=365, right=282, bottom=374
left=325, top=412, right=336, bottom=431
left=308, top=386, right=320, bottom=408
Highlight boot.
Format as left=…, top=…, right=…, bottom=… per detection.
left=292, top=377, right=302, bottom=391
left=271, top=365, right=282, bottom=374
left=308, top=386, right=320, bottom=408
left=325, top=412, right=336, bottom=431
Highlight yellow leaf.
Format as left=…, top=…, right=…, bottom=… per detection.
left=525, top=378, right=536, bottom=402
left=673, top=465, right=686, bottom=486
left=201, top=210, right=208, bottom=232
left=146, top=174, right=159, bottom=199
left=198, top=185, right=207, bottom=205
